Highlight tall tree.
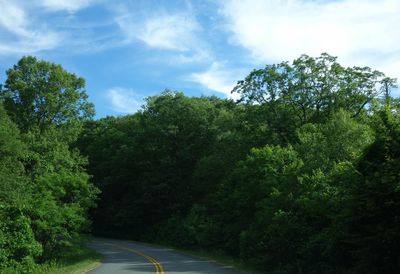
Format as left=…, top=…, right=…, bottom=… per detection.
left=0, top=56, right=94, bottom=139
left=233, top=53, right=395, bottom=123
left=0, top=56, right=98, bottom=265
left=343, top=109, right=400, bottom=273
left=0, top=104, right=42, bottom=270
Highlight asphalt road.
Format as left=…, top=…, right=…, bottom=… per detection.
left=87, top=238, right=244, bottom=274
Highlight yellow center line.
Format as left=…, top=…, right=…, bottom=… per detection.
left=104, top=242, right=165, bottom=274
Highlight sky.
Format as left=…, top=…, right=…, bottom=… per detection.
left=0, top=0, right=399, bottom=118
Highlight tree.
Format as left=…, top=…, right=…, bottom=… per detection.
left=233, top=53, right=395, bottom=123
left=69, top=53, right=399, bottom=274
left=0, top=104, right=27, bottom=198
left=0, top=56, right=94, bottom=139
left=342, top=109, right=400, bottom=273
left=214, top=146, right=303, bottom=256
left=0, top=56, right=98, bottom=269
left=0, top=104, right=42, bottom=270
left=296, top=110, right=374, bottom=172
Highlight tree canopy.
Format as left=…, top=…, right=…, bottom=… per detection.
left=234, top=53, right=396, bottom=123
left=0, top=56, right=98, bottom=272
left=1, top=56, right=94, bottom=137
left=77, top=53, right=399, bottom=274
left=1, top=53, right=399, bottom=274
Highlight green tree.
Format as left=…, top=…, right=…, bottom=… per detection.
left=71, top=53, right=399, bottom=274
left=217, top=146, right=303, bottom=257
left=342, top=109, right=400, bottom=273
left=0, top=104, right=27, bottom=199
left=0, top=56, right=98, bottom=266
left=78, top=92, right=224, bottom=238
left=0, top=56, right=94, bottom=139
left=0, top=104, right=42, bottom=270
left=296, top=110, right=374, bottom=172
left=233, top=53, right=395, bottom=123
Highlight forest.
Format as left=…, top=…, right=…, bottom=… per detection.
left=1, top=54, right=399, bottom=273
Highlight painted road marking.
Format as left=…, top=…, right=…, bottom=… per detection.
left=104, top=242, right=165, bottom=274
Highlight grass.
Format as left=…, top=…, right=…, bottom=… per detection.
left=0, top=238, right=102, bottom=274
left=36, top=242, right=102, bottom=274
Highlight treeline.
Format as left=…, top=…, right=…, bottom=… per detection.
left=78, top=54, right=400, bottom=273
left=1, top=54, right=399, bottom=273
left=0, top=57, right=98, bottom=272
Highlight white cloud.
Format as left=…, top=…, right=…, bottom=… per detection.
left=106, top=87, right=144, bottom=114
left=139, top=15, right=199, bottom=51
left=0, top=0, right=61, bottom=54
left=115, top=8, right=201, bottom=52
left=39, top=0, right=94, bottom=12
left=189, top=62, right=242, bottom=99
left=0, top=34, right=60, bottom=55
left=0, top=0, right=27, bottom=35
left=174, top=51, right=209, bottom=64
left=147, top=49, right=211, bottom=66
left=219, top=0, right=400, bottom=80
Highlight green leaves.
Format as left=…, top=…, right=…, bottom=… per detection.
left=0, top=105, right=27, bottom=203
left=0, top=205, right=42, bottom=269
left=0, top=104, right=41, bottom=270
left=234, top=53, right=396, bottom=123
left=0, top=56, right=94, bottom=136
left=296, top=110, right=374, bottom=172
left=69, top=54, right=399, bottom=274
left=0, top=57, right=98, bottom=271
left=341, top=109, right=400, bottom=273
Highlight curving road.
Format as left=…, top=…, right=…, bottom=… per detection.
left=87, top=238, right=244, bottom=274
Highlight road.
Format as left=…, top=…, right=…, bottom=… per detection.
left=87, top=238, right=244, bottom=274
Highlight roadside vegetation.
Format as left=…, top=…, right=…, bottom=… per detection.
left=77, top=54, right=400, bottom=274
left=0, top=57, right=99, bottom=273
left=1, top=239, right=101, bottom=274
left=1, top=53, right=399, bottom=273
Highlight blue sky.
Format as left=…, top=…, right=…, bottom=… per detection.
left=0, top=0, right=399, bottom=118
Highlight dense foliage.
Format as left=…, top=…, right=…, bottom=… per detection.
left=77, top=54, right=400, bottom=273
left=2, top=53, right=399, bottom=274
left=0, top=57, right=98, bottom=272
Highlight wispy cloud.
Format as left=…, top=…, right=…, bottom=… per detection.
left=114, top=5, right=212, bottom=64
left=106, top=87, right=144, bottom=114
left=176, top=51, right=209, bottom=64
left=0, top=0, right=61, bottom=54
left=39, top=0, right=95, bottom=12
left=188, top=62, right=242, bottom=99
left=116, top=8, right=199, bottom=52
left=139, top=14, right=199, bottom=51
left=219, top=0, right=400, bottom=80
left=0, top=0, right=27, bottom=35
